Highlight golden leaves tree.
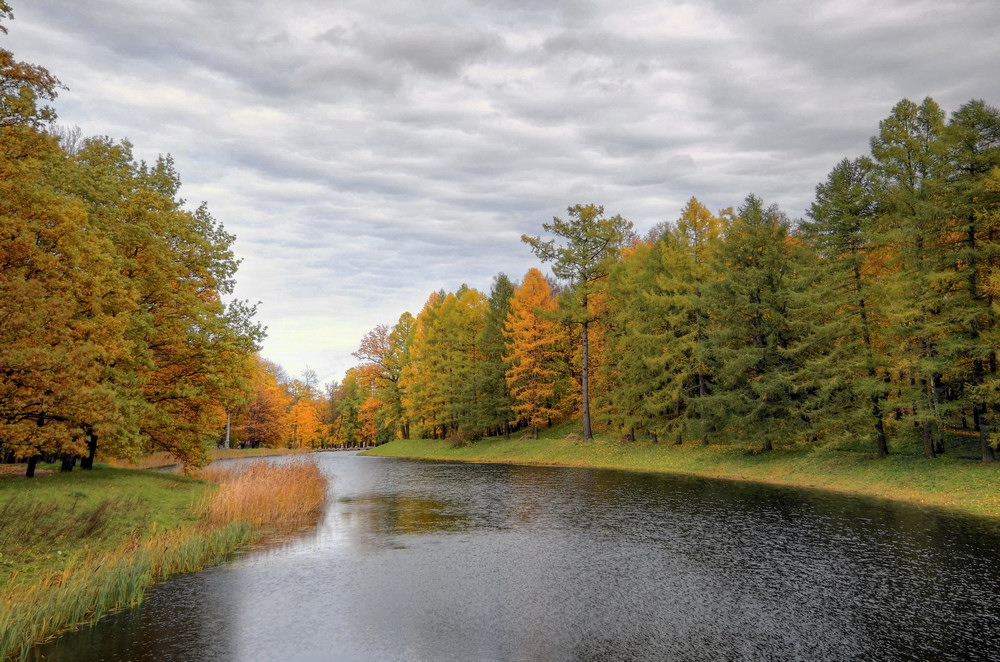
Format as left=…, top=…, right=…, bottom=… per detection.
left=504, top=269, right=568, bottom=439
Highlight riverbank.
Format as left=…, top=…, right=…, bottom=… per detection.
left=0, top=461, right=327, bottom=660
left=100, top=445, right=319, bottom=470
left=361, top=432, right=1000, bottom=519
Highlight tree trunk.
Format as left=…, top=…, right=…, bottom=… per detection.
left=872, top=398, right=889, bottom=458
left=81, top=431, right=98, bottom=470
left=698, top=372, right=708, bottom=445
left=26, top=455, right=38, bottom=478
left=60, top=455, right=75, bottom=472
left=674, top=429, right=682, bottom=445
left=974, top=404, right=994, bottom=463
left=581, top=315, right=592, bottom=441
left=922, top=419, right=936, bottom=459
left=504, top=421, right=510, bottom=440
left=651, top=432, right=658, bottom=444
left=532, top=424, right=538, bottom=440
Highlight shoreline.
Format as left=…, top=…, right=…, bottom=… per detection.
left=360, top=436, right=1000, bottom=520
left=0, top=460, right=327, bottom=660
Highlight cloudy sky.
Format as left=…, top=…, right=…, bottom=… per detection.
left=6, top=0, right=998, bottom=384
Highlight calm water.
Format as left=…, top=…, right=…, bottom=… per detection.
left=33, top=452, right=1000, bottom=661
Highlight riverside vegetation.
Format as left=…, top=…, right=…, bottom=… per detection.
left=362, top=420, right=1000, bottom=519
left=0, top=460, right=327, bottom=661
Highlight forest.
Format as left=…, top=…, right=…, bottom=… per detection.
left=2, top=0, right=998, bottom=468
left=325, top=96, right=999, bottom=464
left=0, top=5, right=264, bottom=474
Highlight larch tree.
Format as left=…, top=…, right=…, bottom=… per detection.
left=522, top=204, right=633, bottom=440
left=478, top=273, right=517, bottom=438
left=870, top=97, right=951, bottom=458
left=795, top=157, right=893, bottom=456
left=703, top=195, right=806, bottom=453
left=504, top=268, right=567, bottom=439
left=939, top=100, right=1000, bottom=462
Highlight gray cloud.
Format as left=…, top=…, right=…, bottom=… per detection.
left=6, top=0, right=998, bottom=383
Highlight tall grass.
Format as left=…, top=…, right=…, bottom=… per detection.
left=0, top=461, right=327, bottom=661
left=198, top=461, right=327, bottom=530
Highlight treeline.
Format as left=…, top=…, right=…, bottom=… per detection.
left=222, top=358, right=378, bottom=450
left=0, top=7, right=263, bottom=474
left=341, top=96, right=999, bottom=463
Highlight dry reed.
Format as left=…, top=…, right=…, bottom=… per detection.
left=198, top=460, right=327, bottom=530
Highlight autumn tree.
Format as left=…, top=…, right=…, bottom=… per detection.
left=522, top=204, right=633, bottom=440
left=0, top=17, right=127, bottom=475
left=504, top=269, right=568, bottom=438
left=235, top=356, right=292, bottom=448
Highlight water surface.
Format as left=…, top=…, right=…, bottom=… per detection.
left=33, top=452, right=1000, bottom=661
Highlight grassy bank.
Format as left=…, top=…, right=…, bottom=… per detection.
left=0, top=461, right=326, bottom=660
left=361, top=424, right=1000, bottom=519
left=101, top=446, right=318, bottom=470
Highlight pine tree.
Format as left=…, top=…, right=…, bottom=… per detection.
left=478, top=273, right=516, bottom=438
left=940, top=99, right=1000, bottom=462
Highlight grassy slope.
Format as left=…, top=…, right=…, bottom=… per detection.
left=0, top=466, right=213, bottom=591
left=1, top=460, right=327, bottom=659
left=361, top=421, right=1000, bottom=519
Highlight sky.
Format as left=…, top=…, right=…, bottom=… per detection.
left=5, top=0, right=999, bottom=385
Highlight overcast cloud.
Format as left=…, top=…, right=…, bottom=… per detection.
left=6, top=0, right=999, bottom=384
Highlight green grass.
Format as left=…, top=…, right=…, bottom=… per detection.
left=361, top=420, right=1000, bottom=519
left=0, top=466, right=213, bottom=592
left=0, top=465, right=254, bottom=660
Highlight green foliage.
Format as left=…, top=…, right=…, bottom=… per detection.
left=702, top=195, right=806, bottom=452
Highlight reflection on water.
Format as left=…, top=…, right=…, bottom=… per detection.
left=33, top=453, right=1000, bottom=661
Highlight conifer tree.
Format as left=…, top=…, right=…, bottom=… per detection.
left=504, top=269, right=567, bottom=438
left=478, top=273, right=517, bottom=438
left=870, top=97, right=950, bottom=458
left=522, top=205, right=633, bottom=440
left=703, top=195, right=804, bottom=452
left=796, top=157, right=893, bottom=456
left=939, top=99, right=1000, bottom=462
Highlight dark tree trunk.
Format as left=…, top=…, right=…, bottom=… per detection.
left=974, top=404, right=994, bottom=463
left=922, top=419, right=936, bottom=459
left=26, top=455, right=38, bottom=478
left=872, top=398, right=889, bottom=458
left=674, top=429, right=682, bottom=445
left=581, top=311, right=592, bottom=441
left=532, top=424, right=538, bottom=440
left=81, top=431, right=98, bottom=470
left=651, top=432, right=658, bottom=444
left=698, top=372, right=709, bottom=445
left=60, top=455, right=76, bottom=472
left=504, top=421, right=510, bottom=440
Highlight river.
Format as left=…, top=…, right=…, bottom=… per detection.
left=31, top=452, right=1000, bottom=661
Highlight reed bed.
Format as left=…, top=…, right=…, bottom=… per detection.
left=0, top=461, right=328, bottom=661
left=198, top=460, right=327, bottom=530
